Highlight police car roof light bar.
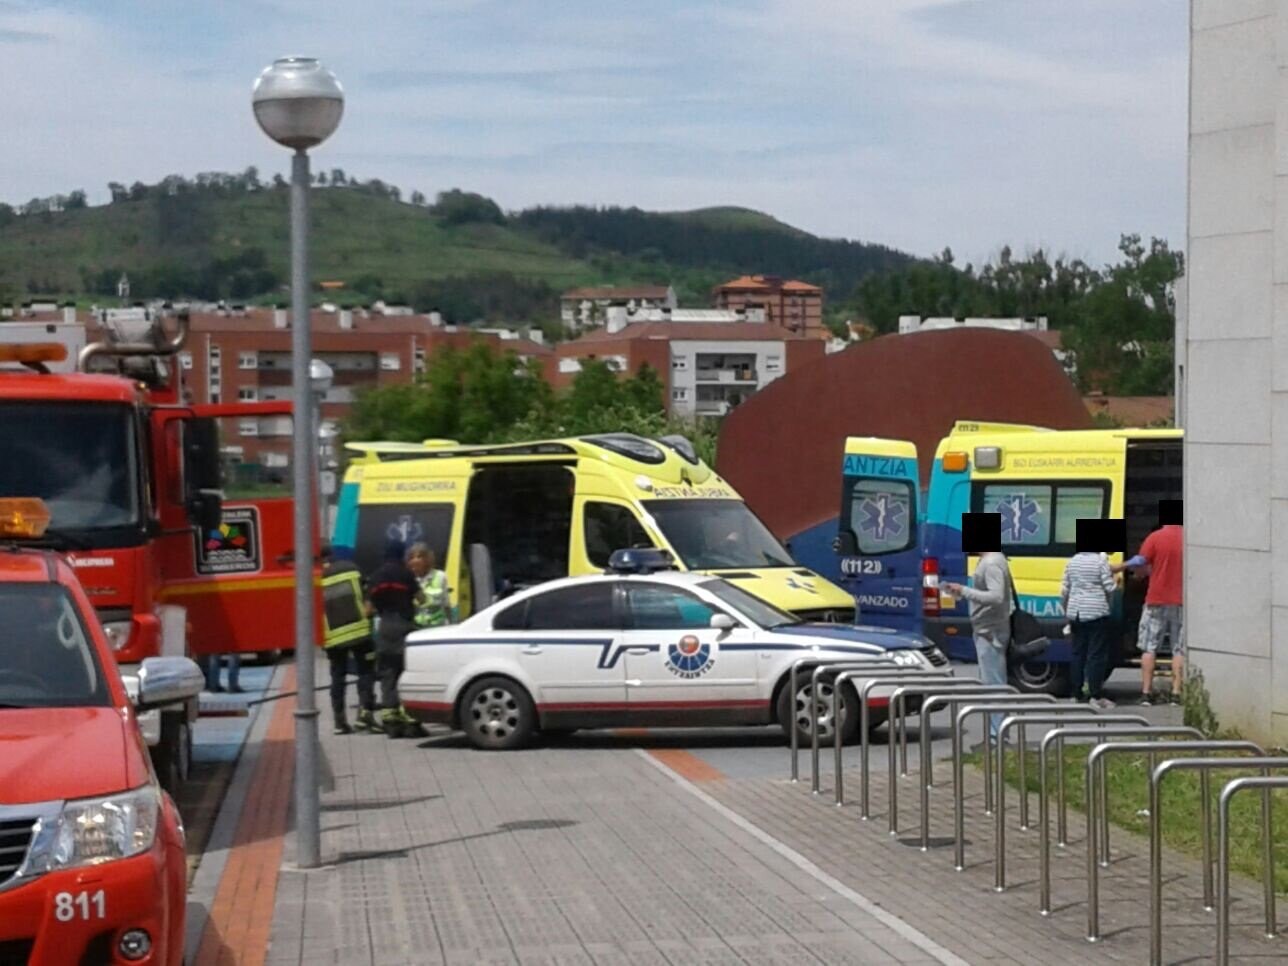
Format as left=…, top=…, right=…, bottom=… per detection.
left=606, top=547, right=676, bottom=574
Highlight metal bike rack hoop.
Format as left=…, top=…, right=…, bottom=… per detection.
left=1217, top=775, right=1288, bottom=966
left=1149, top=754, right=1285, bottom=965
left=1084, top=738, right=1265, bottom=944
left=1035, top=725, right=1201, bottom=917
left=787, top=655, right=894, bottom=783
left=992, top=711, right=1146, bottom=892
left=804, top=659, right=901, bottom=792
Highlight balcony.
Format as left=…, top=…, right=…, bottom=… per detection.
left=694, top=368, right=758, bottom=385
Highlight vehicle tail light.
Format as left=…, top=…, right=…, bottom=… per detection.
left=922, top=557, right=940, bottom=616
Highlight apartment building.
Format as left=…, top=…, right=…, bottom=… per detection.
left=713, top=275, right=825, bottom=338
left=555, top=320, right=824, bottom=417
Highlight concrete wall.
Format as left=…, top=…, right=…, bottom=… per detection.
left=1186, top=0, right=1288, bottom=744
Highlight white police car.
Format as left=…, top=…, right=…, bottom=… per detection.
left=402, top=550, right=948, bottom=749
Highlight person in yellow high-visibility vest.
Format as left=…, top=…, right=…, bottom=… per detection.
left=407, top=543, right=453, bottom=627
left=322, top=556, right=379, bottom=735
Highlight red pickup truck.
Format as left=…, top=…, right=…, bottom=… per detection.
left=0, top=498, right=202, bottom=965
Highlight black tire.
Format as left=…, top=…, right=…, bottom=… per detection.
left=1010, top=659, right=1071, bottom=696
left=776, top=672, right=861, bottom=747
left=460, top=676, right=536, bottom=750
left=153, top=715, right=191, bottom=795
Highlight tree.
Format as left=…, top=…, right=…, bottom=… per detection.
left=128, top=181, right=149, bottom=201
left=243, top=166, right=261, bottom=191
left=316, top=171, right=328, bottom=186
left=430, top=189, right=505, bottom=226
left=272, top=173, right=287, bottom=190
left=107, top=182, right=127, bottom=203
left=330, top=168, right=346, bottom=186
left=410, top=190, right=426, bottom=206
left=64, top=190, right=87, bottom=210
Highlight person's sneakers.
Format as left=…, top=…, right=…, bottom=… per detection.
left=333, top=720, right=353, bottom=736
left=354, top=709, right=378, bottom=732
left=209, top=684, right=225, bottom=693
left=228, top=684, right=245, bottom=694
left=1093, top=697, right=1116, bottom=710
left=1139, top=693, right=1153, bottom=706
left=1169, top=691, right=1182, bottom=706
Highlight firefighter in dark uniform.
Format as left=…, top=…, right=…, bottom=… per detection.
left=322, top=554, right=379, bottom=734
left=365, top=539, right=430, bottom=739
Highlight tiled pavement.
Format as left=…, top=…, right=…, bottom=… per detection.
left=198, top=658, right=1286, bottom=965
left=263, top=728, right=958, bottom=966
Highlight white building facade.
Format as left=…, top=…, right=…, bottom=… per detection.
left=667, top=339, right=787, bottom=417
left=1185, top=0, right=1288, bottom=744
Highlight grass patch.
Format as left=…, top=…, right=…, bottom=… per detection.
left=967, top=745, right=1288, bottom=890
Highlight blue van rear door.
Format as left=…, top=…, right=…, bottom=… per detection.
left=836, top=439, right=921, bottom=632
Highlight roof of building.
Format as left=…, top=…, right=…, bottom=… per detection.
left=566, top=321, right=810, bottom=347
left=715, top=274, right=821, bottom=293
left=562, top=285, right=672, bottom=301
left=1083, top=395, right=1173, bottom=426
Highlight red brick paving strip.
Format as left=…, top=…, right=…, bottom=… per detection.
left=647, top=748, right=725, bottom=782
left=195, top=665, right=297, bottom=966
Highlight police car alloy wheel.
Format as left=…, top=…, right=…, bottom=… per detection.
left=461, top=676, right=536, bottom=750
left=778, top=675, right=861, bottom=745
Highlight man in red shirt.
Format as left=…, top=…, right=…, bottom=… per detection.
left=1114, top=500, right=1183, bottom=705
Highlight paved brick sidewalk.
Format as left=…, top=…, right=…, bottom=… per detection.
left=261, top=719, right=963, bottom=965
left=711, top=743, right=1287, bottom=965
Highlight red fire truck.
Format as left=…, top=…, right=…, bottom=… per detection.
left=0, top=309, right=306, bottom=791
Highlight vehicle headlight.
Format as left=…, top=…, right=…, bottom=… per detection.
left=43, top=786, right=160, bottom=871
left=891, top=650, right=923, bottom=667
left=102, top=620, right=133, bottom=652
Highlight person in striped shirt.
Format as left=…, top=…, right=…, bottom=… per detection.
left=1062, top=520, right=1120, bottom=708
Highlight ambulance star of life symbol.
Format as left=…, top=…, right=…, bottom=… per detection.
left=998, top=495, right=1041, bottom=542
left=858, top=493, right=905, bottom=542
left=387, top=515, right=423, bottom=545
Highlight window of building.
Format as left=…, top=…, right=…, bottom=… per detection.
left=178, top=352, right=193, bottom=370
left=238, top=387, right=257, bottom=402
left=379, top=352, right=401, bottom=371
left=672, top=355, right=689, bottom=370
left=671, top=388, right=688, bottom=402
left=766, top=355, right=782, bottom=371
left=238, top=418, right=258, bottom=437
left=238, top=351, right=257, bottom=370
left=208, top=392, right=221, bottom=404
left=583, top=502, right=653, bottom=567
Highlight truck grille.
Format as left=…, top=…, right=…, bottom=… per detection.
left=920, top=645, right=949, bottom=667
left=0, top=817, right=36, bottom=887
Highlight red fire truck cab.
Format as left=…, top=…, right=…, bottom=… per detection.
left=0, top=498, right=202, bottom=965
left=0, top=312, right=307, bottom=791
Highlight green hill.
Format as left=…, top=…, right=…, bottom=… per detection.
left=0, top=180, right=914, bottom=323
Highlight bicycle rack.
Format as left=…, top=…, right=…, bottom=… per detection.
left=884, top=679, right=1004, bottom=835
left=992, top=711, right=1147, bottom=892
left=851, top=671, right=961, bottom=819
left=787, top=654, right=892, bottom=783
left=917, top=689, right=1049, bottom=851
left=1084, top=738, right=1265, bottom=943
left=1036, top=725, right=1201, bottom=916
left=829, top=668, right=968, bottom=808
left=804, top=659, right=902, bottom=792
left=952, top=700, right=1102, bottom=873
left=1217, top=775, right=1288, bottom=966
left=1149, top=754, right=1285, bottom=965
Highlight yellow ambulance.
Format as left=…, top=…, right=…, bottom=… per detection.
left=331, top=433, right=857, bottom=622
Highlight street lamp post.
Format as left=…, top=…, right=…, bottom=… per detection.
left=252, top=56, right=344, bottom=870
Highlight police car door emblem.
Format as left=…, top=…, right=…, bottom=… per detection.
left=665, top=634, right=714, bottom=678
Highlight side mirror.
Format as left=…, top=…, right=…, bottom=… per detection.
left=187, top=488, right=223, bottom=533
left=710, top=613, right=737, bottom=633
left=184, top=417, right=223, bottom=493
left=136, top=656, right=205, bottom=710
left=834, top=531, right=858, bottom=556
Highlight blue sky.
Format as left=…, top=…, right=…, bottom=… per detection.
left=0, top=0, right=1187, bottom=265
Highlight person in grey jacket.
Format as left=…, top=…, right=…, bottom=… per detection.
left=943, top=514, right=1012, bottom=738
